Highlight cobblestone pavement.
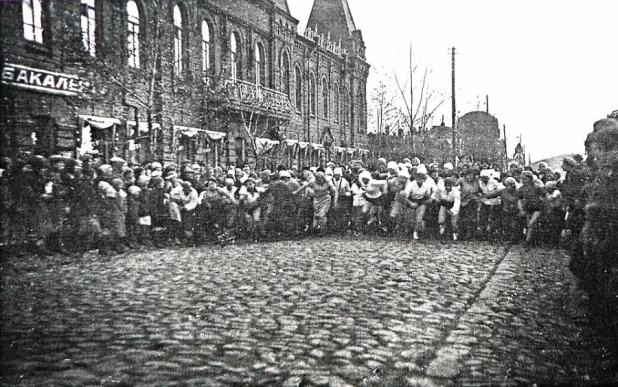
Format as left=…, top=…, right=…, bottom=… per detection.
left=1, top=237, right=616, bottom=386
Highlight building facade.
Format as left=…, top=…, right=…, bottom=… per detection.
left=0, top=0, right=370, bottom=168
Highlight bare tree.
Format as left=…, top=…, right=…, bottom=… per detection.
left=393, top=45, right=446, bottom=152
left=368, top=75, right=400, bottom=135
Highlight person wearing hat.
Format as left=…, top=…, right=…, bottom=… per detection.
left=330, top=167, right=351, bottom=233
left=404, top=164, right=436, bottom=240
left=435, top=177, right=461, bottom=240
left=293, top=171, right=337, bottom=235
left=518, top=170, right=546, bottom=247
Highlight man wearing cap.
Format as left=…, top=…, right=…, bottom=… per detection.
left=404, top=164, right=436, bottom=240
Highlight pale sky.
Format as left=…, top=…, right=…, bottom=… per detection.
left=287, top=0, right=618, bottom=162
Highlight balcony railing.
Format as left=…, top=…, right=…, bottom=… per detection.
left=222, top=78, right=293, bottom=117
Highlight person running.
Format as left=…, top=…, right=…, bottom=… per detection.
left=294, top=171, right=337, bottom=235
left=435, top=177, right=461, bottom=240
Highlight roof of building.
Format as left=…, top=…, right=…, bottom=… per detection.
left=272, top=0, right=291, bottom=14
left=307, top=0, right=357, bottom=42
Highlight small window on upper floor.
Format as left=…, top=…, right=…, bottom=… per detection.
left=22, top=0, right=43, bottom=44
left=127, top=0, right=140, bottom=68
left=81, top=0, right=96, bottom=56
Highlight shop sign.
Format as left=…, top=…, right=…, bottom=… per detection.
left=1, top=63, right=90, bottom=97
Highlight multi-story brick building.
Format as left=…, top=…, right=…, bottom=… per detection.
left=1, top=0, right=370, bottom=168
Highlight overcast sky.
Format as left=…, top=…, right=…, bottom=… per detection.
left=287, top=0, right=618, bottom=162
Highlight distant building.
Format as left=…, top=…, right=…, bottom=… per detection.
left=0, top=0, right=370, bottom=167
left=457, top=111, right=504, bottom=165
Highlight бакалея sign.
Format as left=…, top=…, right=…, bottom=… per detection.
left=1, top=63, right=90, bottom=97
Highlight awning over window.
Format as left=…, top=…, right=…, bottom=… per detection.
left=255, top=138, right=280, bottom=155
left=127, top=120, right=161, bottom=134
left=284, top=139, right=299, bottom=148
left=335, top=146, right=346, bottom=154
left=298, top=141, right=310, bottom=149
left=80, top=115, right=121, bottom=129
left=174, top=125, right=226, bottom=140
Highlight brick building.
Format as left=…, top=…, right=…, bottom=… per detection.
left=1, top=0, right=370, bottom=168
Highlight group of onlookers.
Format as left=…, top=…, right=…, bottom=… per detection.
left=0, top=151, right=589, bottom=257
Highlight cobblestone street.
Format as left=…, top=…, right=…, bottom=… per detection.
left=1, top=237, right=616, bottom=386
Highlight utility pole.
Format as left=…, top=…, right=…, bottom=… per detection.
left=410, top=42, right=415, bottom=154
left=486, top=95, right=489, bottom=114
left=451, top=47, right=457, bottom=166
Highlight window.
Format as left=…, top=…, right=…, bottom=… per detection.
left=255, top=43, right=266, bottom=86
left=230, top=33, right=240, bottom=80
left=309, top=73, right=316, bottom=116
left=81, top=0, right=96, bottom=56
left=294, top=66, right=302, bottom=111
left=127, top=0, right=140, bottom=68
left=173, top=5, right=183, bottom=76
left=22, top=0, right=43, bottom=43
left=343, top=86, right=349, bottom=124
left=358, top=91, right=365, bottom=132
left=281, top=52, right=290, bottom=96
left=333, top=83, right=340, bottom=122
left=322, top=78, right=329, bottom=119
left=201, top=20, right=211, bottom=72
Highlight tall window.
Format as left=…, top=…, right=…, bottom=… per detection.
left=309, top=73, right=316, bottom=116
left=173, top=5, right=183, bottom=76
left=22, top=0, right=43, bottom=43
left=322, top=78, right=329, bottom=119
left=343, top=86, right=349, bottom=124
left=127, top=0, right=140, bottom=68
left=201, top=20, right=211, bottom=72
left=294, top=66, right=302, bottom=111
left=81, top=0, right=96, bottom=56
left=255, top=43, right=265, bottom=86
left=281, top=52, right=290, bottom=96
left=230, top=33, right=240, bottom=80
left=333, top=83, right=340, bottom=122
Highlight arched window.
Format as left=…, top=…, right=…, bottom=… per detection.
left=322, top=78, right=329, bottom=119
left=343, top=86, right=349, bottom=124
left=281, top=51, right=290, bottom=96
left=333, top=83, right=340, bottom=122
left=81, top=0, right=96, bottom=56
left=22, top=0, right=43, bottom=43
left=201, top=20, right=211, bottom=72
left=358, top=91, right=365, bottom=132
left=309, top=73, right=316, bottom=116
left=230, top=32, right=240, bottom=80
left=254, top=42, right=265, bottom=86
left=294, top=66, right=302, bottom=111
left=127, top=0, right=140, bottom=68
left=173, top=5, right=183, bottom=75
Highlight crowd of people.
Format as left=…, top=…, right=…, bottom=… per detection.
left=0, top=151, right=588, bottom=257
